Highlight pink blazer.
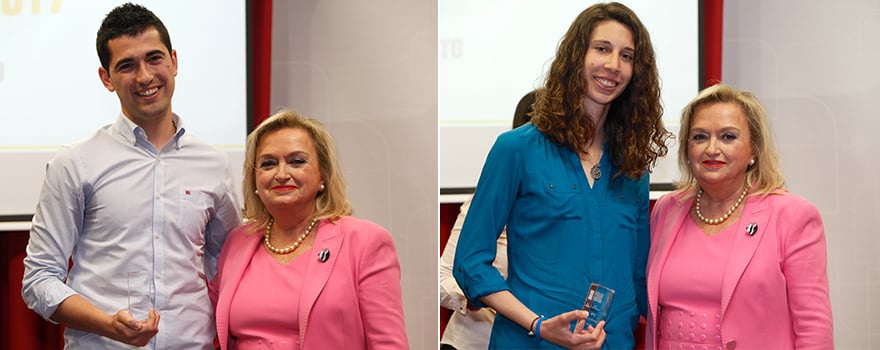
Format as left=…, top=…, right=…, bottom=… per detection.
left=210, top=216, right=409, bottom=350
left=646, top=190, right=833, bottom=350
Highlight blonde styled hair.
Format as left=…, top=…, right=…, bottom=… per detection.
left=676, top=84, right=786, bottom=197
left=242, top=109, right=352, bottom=233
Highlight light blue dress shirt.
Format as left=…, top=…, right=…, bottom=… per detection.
left=21, top=114, right=242, bottom=349
left=453, top=124, right=649, bottom=349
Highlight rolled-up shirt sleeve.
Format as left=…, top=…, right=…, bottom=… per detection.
left=453, top=132, right=520, bottom=307
left=21, top=148, right=83, bottom=321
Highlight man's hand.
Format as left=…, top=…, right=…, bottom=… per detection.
left=108, top=308, right=160, bottom=347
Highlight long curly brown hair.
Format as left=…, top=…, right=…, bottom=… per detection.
left=530, top=2, right=670, bottom=179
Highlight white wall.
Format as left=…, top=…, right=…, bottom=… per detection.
left=723, top=1, right=880, bottom=347
left=270, top=1, right=438, bottom=348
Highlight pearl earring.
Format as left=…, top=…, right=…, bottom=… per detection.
left=254, top=190, right=259, bottom=194
left=319, top=184, right=326, bottom=192
left=749, top=158, right=756, bottom=166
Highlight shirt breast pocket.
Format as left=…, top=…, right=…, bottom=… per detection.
left=178, top=188, right=210, bottom=244
left=542, top=182, right=584, bottom=220
left=607, top=192, right=642, bottom=235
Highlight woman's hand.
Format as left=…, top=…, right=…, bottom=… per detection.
left=538, top=310, right=606, bottom=350
left=572, top=320, right=606, bottom=350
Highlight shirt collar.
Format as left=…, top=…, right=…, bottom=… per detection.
left=112, top=113, right=187, bottom=149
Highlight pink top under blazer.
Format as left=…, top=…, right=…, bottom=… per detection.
left=210, top=216, right=409, bottom=350
left=646, top=190, right=833, bottom=350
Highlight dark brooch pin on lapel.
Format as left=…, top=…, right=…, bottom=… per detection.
left=318, top=248, right=330, bottom=262
left=745, top=222, right=758, bottom=236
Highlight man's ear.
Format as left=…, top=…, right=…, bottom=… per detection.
left=171, top=49, right=178, bottom=77
left=98, top=66, right=115, bottom=92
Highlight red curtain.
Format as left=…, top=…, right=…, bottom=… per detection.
left=251, top=0, right=273, bottom=127
left=1, top=232, right=63, bottom=349
left=703, top=0, right=724, bottom=86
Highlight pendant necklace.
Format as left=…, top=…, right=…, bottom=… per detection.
left=590, top=163, right=602, bottom=180
left=585, top=150, right=602, bottom=180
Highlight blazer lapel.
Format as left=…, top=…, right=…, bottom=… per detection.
left=216, top=229, right=263, bottom=348
left=647, top=193, right=692, bottom=320
left=720, top=195, right=772, bottom=316
left=298, top=220, right=345, bottom=341
left=651, top=197, right=692, bottom=273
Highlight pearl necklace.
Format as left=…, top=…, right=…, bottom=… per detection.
left=695, top=187, right=748, bottom=225
left=263, top=217, right=318, bottom=254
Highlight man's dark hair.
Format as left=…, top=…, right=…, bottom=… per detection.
left=96, top=2, right=172, bottom=71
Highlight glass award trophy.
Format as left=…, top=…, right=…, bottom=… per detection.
left=581, top=282, right=614, bottom=328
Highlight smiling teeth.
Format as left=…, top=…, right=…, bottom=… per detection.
left=138, top=87, right=158, bottom=96
left=596, top=78, right=615, bottom=87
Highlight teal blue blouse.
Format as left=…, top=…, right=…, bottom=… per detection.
left=453, top=124, right=649, bottom=349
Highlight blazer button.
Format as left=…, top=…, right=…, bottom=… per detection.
left=725, top=339, right=737, bottom=349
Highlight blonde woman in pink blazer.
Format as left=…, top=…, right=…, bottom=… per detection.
left=646, top=84, right=833, bottom=349
left=210, top=110, right=408, bottom=349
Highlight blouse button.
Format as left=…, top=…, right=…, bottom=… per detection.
left=725, top=339, right=737, bottom=349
